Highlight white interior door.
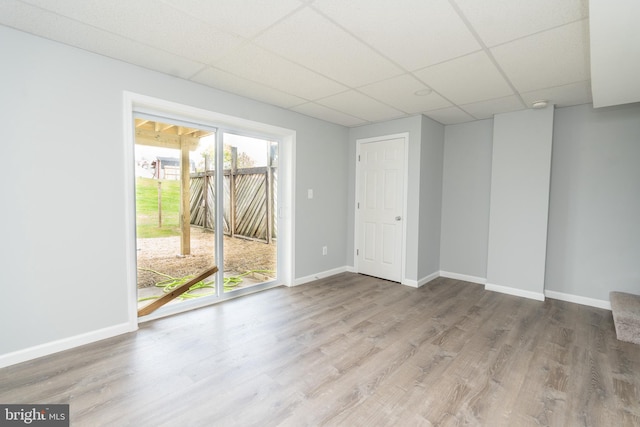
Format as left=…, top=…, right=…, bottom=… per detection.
left=356, top=136, right=405, bottom=282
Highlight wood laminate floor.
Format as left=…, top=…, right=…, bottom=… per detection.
left=1, top=273, right=639, bottom=426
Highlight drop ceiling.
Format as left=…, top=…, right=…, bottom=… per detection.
left=1, top=0, right=593, bottom=127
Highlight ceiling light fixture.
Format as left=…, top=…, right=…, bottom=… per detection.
left=531, top=100, right=548, bottom=109
left=414, top=88, right=433, bottom=96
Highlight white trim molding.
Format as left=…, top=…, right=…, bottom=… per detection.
left=485, top=283, right=545, bottom=301
left=404, top=271, right=440, bottom=288
left=544, top=290, right=611, bottom=310
left=294, top=266, right=349, bottom=286
left=439, top=271, right=486, bottom=285
left=0, top=322, right=137, bottom=369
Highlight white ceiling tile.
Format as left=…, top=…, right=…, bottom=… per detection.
left=0, top=1, right=205, bottom=79
left=460, top=95, right=525, bottom=120
left=160, top=0, right=303, bottom=39
left=192, top=67, right=307, bottom=109
left=414, top=51, right=513, bottom=105
left=291, top=102, right=367, bottom=127
left=317, top=91, right=406, bottom=123
left=19, top=0, right=243, bottom=63
left=491, top=20, right=590, bottom=93
left=215, top=43, right=346, bottom=101
left=5, top=0, right=595, bottom=128
left=455, top=0, right=588, bottom=47
left=96, top=41, right=205, bottom=81
left=520, top=80, right=592, bottom=108
left=254, top=8, right=402, bottom=87
left=359, top=74, right=451, bottom=113
left=423, top=106, right=475, bottom=125
left=313, top=0, right=480, bottom=70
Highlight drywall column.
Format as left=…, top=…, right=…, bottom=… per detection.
left=485, top=107, right=554, bottom=300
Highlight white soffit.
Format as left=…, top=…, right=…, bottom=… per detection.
left=589, top=0, right=640, bottom=107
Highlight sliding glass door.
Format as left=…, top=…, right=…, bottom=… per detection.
left=133, top=115, right=279, bottom=316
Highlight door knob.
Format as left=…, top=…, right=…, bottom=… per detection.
left=395, top=216, right=402, bottom=221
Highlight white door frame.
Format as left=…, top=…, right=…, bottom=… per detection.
left=123, top=92, right=295, bottom=323
left=354, top=133, right=409, bottom=284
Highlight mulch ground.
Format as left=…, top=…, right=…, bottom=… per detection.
left=136, top=227, right=277, bottom=288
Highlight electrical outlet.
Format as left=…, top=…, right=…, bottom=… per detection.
left=322, top=246, right=327, bottom=256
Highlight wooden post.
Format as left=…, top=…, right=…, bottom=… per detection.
left=265, top=143, right=271, bottom=244
left=230, top=146, right=237, bottom=237
left=203, top=153, right=209, bottom=230
left=265, top=169, right=271, bottom=244
left=180, top=136, right=191, bottom=255
left=268, top=142, right=277, bottom=243
left=157, top=180, right=162, bottom=228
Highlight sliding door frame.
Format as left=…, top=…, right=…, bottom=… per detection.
left=123, top=92, right=295, bottom=323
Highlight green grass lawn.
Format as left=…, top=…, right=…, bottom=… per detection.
left=136, top=177, right=181, bottom=238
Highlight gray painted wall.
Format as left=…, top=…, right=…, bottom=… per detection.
left=546, top=103, right=640, bottom=300
left=440, top=119, right=493, bottom=280
left=486, top=107, right=554, bottom=298
left=0, top=26, right=348, bottom=357
left=417, top=115, right=444, bottom=280
left=437, top=103, right=640, bottom=304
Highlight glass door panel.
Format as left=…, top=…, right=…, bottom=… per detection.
left=222, top=133, right=278, bottom=293
left=134, top=118, right=218, bottom=310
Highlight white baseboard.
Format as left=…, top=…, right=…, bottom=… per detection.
left=293, top=266, right=348, bottom=286
left=0, top=321, right=137, bottom=369
left=403, top=271, right=439, bottom=288
left=402, top=279, right=419, bottom=288
left=441, top=271, right=611, bottom=310
left=485, top=283, right=545, bottom=301
left=439, top=271, right=486, bottom=285
left=544, top=290, right=611, bottom=310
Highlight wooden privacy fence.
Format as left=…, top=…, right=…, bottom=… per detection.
left=190, top=166, right=277, bottom=243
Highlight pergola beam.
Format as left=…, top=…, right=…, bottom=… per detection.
left=135, top=128, right=200, bottom=151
